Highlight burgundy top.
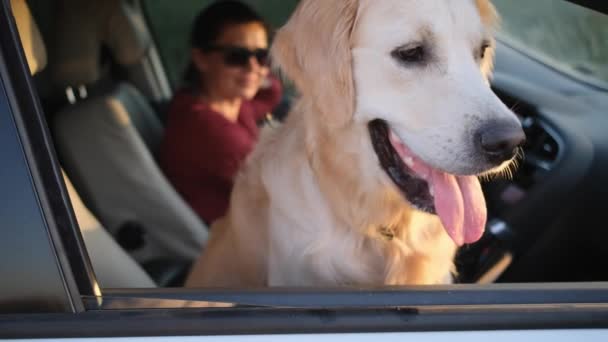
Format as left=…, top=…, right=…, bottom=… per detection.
left=160, top=78, right=282, bottom=224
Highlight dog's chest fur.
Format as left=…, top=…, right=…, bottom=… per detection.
left=264, top=200, right=456, bottom=286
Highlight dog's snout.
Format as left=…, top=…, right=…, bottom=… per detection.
left=477, top=123, right=526, bottom=163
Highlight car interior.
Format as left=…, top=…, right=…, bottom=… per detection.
left=10, top=0, right=608, bottom=288
left=10, top=0, right=156, bottom=289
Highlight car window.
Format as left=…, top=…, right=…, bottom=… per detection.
left=493, top=0, right=608, bottom=87
left=4, top=0, right=608, bottom=338
left=143, top=0, right=299, bottom=89
left=87, top=0, right=608, bottom=290
left=39, top=0, right=608, bottom=289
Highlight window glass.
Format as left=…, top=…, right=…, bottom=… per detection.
left=0, top=67, right=71, bottom=314
left=494, top=0, right=608, bottom=85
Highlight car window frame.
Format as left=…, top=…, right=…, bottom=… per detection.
left=2, top=0, right=608, bottom=338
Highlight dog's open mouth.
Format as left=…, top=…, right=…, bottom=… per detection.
left=368, top=119, right=487, bottom=246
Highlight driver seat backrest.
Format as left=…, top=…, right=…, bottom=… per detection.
left=49, top=0, right=208, bottom=264
left=11, top=0, right=156, bottom=288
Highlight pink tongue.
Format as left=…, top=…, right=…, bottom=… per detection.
left=387, top=131, right=487, bottom=246
left=431, top=171, right=487, bottom=246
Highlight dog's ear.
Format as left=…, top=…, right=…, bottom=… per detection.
left=271, top=0, right=359, bottom=128
left=475, top=0, right=499, bottom=81
left=475, top=0, right=498, bottom=26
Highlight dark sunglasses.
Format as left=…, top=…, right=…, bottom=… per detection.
left=205, top=45, right=269, bottom=67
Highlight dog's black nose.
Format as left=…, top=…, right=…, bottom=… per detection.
left=478, top=123, right=526, bottom=163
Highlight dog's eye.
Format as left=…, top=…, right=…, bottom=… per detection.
left=392, top=45, right=426, bottom=65
left=479, top=42, right=491, bottom=60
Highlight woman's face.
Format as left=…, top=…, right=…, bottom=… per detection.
left=194, top=22, right=269, bottom=101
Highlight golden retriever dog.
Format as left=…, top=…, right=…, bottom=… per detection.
left=186, top=0, right=525, bottom=287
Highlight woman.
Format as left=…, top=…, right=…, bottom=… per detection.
left=160, top=1, right=282, bottom=224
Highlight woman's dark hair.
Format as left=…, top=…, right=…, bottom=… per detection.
left=184, top=0, right=269, bottom=86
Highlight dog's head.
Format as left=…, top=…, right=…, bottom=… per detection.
left=272, top=0, right=525, bottom=246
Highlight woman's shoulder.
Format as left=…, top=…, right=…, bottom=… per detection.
left=167, top=88, right=217, bottom=122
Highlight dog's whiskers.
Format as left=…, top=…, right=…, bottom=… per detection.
left=478, top=147, right=525, bottom=182
left=509, top=101, right=522, bottom=113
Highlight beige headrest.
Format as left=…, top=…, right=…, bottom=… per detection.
left=11, top=0, right=47, bottom=75
left=50, top=0, right=151, bottom=87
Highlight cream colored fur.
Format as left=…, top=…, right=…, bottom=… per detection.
left=186, top=0, right=515, bottom=287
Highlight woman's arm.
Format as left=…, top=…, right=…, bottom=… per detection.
left=250, top=75, right=283, bottom=121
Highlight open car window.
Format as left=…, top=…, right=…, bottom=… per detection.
left=2, top=0, right=608, bottom=338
